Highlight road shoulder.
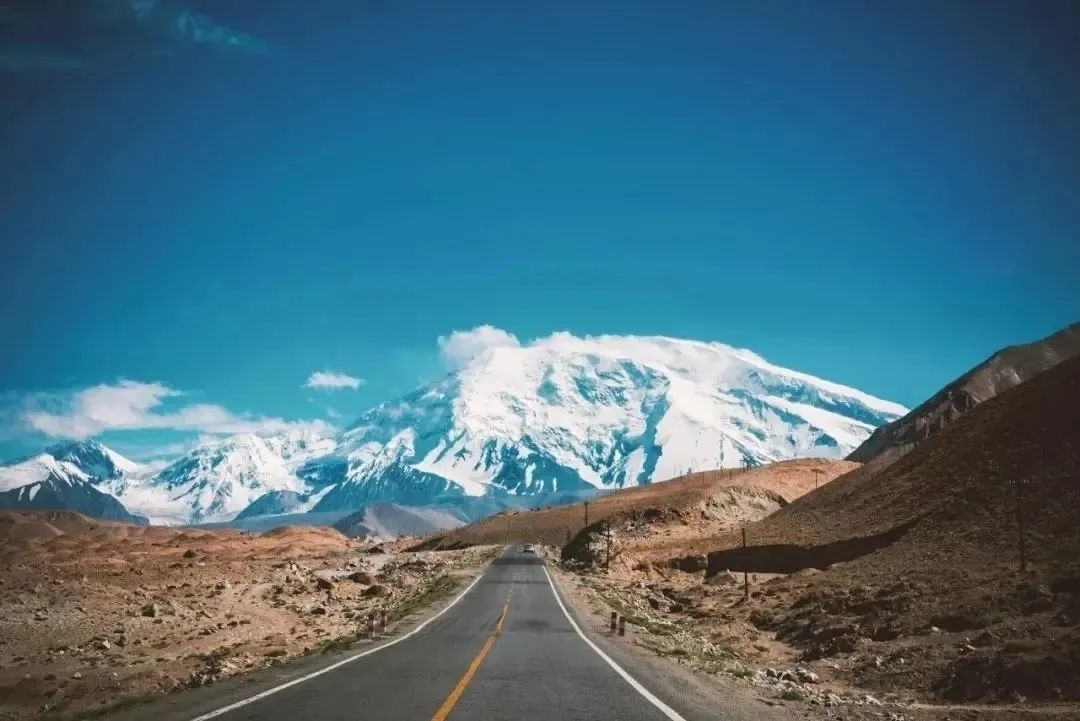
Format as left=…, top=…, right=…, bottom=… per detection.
left=100, top=562, right=492, bottom=721
left=545, top=561, right=826, bottom=721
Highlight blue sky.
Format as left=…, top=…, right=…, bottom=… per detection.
left=1, top=0, right=1077, bottom=461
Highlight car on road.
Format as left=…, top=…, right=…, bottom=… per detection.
left=522, top=543, right=535, bottom=553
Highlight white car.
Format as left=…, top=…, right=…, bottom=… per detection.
left=522, top=543, right=535, bottom=553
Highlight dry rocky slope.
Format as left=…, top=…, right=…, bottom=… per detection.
left=0, top=511, right=496, bottom=721
left=551, top=353, right=1080, bottom=719
left=848, top=321, right=1080, bottom=462
left=699, top=352, right=1080, bottom=705
left=411, top=460, right=849, bottom=552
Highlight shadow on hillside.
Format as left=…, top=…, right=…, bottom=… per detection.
left=705, top=520, right=918, bottom=576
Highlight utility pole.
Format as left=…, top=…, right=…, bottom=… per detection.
left=742, top=526, right=749, bottom=601
left=584, top=500, right=589, bottom=528
left=1010, top=478, right=1030, bottom=573
left=813, top=468, right=822, bottom=490
left=605, top=520, right=612, bottom=570
left=505, top=514, right=510, bottom=545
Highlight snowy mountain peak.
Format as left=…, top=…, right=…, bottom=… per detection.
left=131, top=431, right=334, bottom=524
left=326, top=334, right=907, bottom=509
left=0, top=451, right=91, bottom=492
left=44, top=440, right=142, bottom=479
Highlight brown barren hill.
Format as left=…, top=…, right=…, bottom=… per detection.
left=848, top=320, right=1080, bottom=462
left=705, top=353, right=1080, bottom=704
left=412, top=458, right=856, bottom=551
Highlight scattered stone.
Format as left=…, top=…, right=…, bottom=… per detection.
left=182, top=549, right=198, bottom=559
left=94, top=639, right=111, bottom=651
left=363, top=584, right=388, bottom=598
left=316, top=578, right=334, bottom=591
left=140, top=604, right=159, bottom=618
left=863, top=694, right=882, bottom=705
left=794, top=667, right=819, bottom=683
left=71, top=672, right=83, bottom=680
left=348, top=571, right=374, bottom=585
left=310, top=606, right=328, bottom=615
left=215, top=581, right=231, bottom=591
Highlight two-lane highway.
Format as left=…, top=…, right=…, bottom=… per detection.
left=178, top=547, right=696, bottom=721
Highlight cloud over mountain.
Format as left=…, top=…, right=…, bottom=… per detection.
left=304, top=372, right=363, bottom=390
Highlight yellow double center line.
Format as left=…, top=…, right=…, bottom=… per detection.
left=430, top=594, right=511, bottom=721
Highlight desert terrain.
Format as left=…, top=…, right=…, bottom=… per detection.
left=426, top=356, right=1080, bottom=720
left=0, top=512, right=497, bottom=721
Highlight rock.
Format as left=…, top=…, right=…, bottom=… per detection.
left=348, top=571, right=374, bottom=585
left=363, top=584, right=388, bottom=598
left=71, top=672, right=83, bottom=680
left=795, top=667, right=819, bottom=683
left=94, top=639, right=111, bottom=651
left=705, top=570, right=739, bottom=586
left=140, top=603, right=159, bottom=618
left=825, top=693, right=844, bottom=707
left=863, top=694, right=882, bottom=705
left=366, top=545, right=385, bottom=554
left=310, top=606, right=328, bottom=615
left=182, top=549, right=198, bottom=559
left=316, top=578, right=334, bottom=591
left=215, top=581, right=231, bottom=591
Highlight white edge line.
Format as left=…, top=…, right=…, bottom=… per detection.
left=542, top=565, right=689, bottom=721
left=187, top=569, right=487, bottom=721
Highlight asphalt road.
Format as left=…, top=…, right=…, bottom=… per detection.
left=169, top=547, right=706, bottom=721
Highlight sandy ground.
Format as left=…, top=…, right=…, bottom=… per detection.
left=0, top=513, right=498, bottom=721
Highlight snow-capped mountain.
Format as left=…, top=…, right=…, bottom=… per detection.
left=125, top=432, right=334, bottom=525
left=0, top=441, right=148, bottom=523
left=0, top=473, right=148, bottom=525
left=308, top=334, right=907, bottom=511
left=45, top=440, right=144, bottom=480
left=0, top=451, right=91, bottom=492
left=0, top=334, right=907, bottom=526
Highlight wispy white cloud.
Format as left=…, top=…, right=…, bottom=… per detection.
left=437, top=325, right=521, bottom=367
left=16, top=380, right=334, bottom=441
left=304, top=371, right=363, bottom=390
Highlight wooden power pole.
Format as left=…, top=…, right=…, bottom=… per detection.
left=1011, top=478, right=1030, bottom=573
left=742, top=527, right=749, bottom=601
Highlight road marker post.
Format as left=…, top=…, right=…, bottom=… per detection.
left=380, top=607, right=388, bottom=630
left=610, top=611, right=617, bottom=632
left=618, top=616, right=626, bottom=637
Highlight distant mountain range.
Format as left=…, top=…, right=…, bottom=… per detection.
left=1, top=333, right=910, bottom=529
